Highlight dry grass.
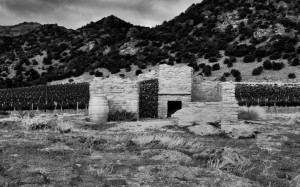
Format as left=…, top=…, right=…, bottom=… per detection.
left=238, top=106, right=267, bottom=121
left=288, top=113, right=300, bottom=125
left=56, top=120, right=76, bottom=132
left=106, top=132, right=205, bottom=151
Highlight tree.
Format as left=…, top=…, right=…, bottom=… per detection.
left=263, top=60, right=272, bottom=70
left=252, top=66, right=263, bottom=76
left=212, top=63, right=220, bottom=71
left=288, top=73, right=296, bottom=79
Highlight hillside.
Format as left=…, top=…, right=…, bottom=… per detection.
left=1, top=0, right=300, bottom=88
left=0, top=22, right=41, bottom=36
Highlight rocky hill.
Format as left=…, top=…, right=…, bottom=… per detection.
left=1, top=0, right=300, bottom=88
left=0, top=22, right=41, bottom=36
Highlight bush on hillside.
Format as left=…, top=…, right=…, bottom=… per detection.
left=290, top=58, right=300, bottom=66
left=269, top=52, right=282, bottom=60
left=235, top=74, right=242, bottom=82
left=95, top=71, right=103, bottom=77
left=135, top=69, right=143, bottom=76
left=252, top=66, right=263, bottom=76
left=231, top=69, right=241, bottom=77
left=223, top=72, right=231, bottom=77
left=243, top=55, right=256, bottom=63
left=227, top=62, right=233, bottom=68
left=288, top=73, right=296, bottom=79
left=212, top=63, right=220, bottom=71
left=263, top=60, right=272, bottom=70
left=272, top=62, right=284, bottom=70
left=224, top=58, right=231, bottom=64
left=219, top=76, right=226, bottom=82
left=209, top=57, right=218, bottom=63
left=199, top=63, right=206, bottom=69
left=203, top=65, right=212, bottom=77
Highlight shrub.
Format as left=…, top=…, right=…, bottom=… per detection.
left=135, top=69, right=143, bottom=76
left=32, top=59, right=39, bottom=65
left=56, top=121, right=75, bottom=133
left=230, top=56, right=237, bottom=63
left=231, top=69, right=241, bottom=77
left=203, top=65, right=212, bottom=77
left=283, top=54, right=290, bottom=59
left=269, top=52, right=282, bottom=60
left=252, top=66, right=263, bottom=76
left=257, top=57, right=262, bottom=62
left=238, top=106, right=267, bottom=120
left=243, top=55, right=255, bottom=63
left=209, top=57, right=218, bottom=63
left=224, top=58, right=231, bottom=64
left=288, top=73, right=296, bottom=79
left=212, top=63, right=220, bottom=71
left=272, top=62, right=284, bottom=70
left=125, top=66, right=132, bottom=72
left=219, top=76, right=226, bottom=82
left=227, top=62, right=233, bottom=68
left=199, top=63, right=206, bottom=69
left=108, top=110, right=137, bottom=122
left=95, top=71, right=103, bottom=77
left=263, top=60, right=272, bottom=70
left=223, top=72, right=231, bottom=77
left=235, top=75, right=242, bottom=82
left=297, top=46, right=300, bottom=54
left=290, top=58, right=300, bottom=66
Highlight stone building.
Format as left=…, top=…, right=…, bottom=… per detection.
left=89, top=64, right=238, bottom=124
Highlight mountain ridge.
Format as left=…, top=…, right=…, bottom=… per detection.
left=1, top=0, right=300, bottom=88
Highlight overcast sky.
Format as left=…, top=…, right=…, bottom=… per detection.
left=0, top=0, right=202, bottom=29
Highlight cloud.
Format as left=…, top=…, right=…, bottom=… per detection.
left=0, top=0, right=202, bottom=29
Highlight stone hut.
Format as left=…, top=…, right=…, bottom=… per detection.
left=89, top=64, right=239, bottom=124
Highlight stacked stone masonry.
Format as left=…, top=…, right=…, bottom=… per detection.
left=90, top=77, right=139, bottom=116
left=158, top=65, right=193, bottom=118
left=220, top=82, right=239, bottom=124
left=89, top=64, right=239, bottom=124
left=159, top=65, right=192, bottom=94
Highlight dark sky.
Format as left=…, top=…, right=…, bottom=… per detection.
left=0, top=0, right=202, bottom=29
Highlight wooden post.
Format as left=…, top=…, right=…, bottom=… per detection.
left=76, top=102, right=79, bottom=114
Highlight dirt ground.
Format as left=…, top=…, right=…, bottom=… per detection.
left=0, top=114, right=299, bottom=187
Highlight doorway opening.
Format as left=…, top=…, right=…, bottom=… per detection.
left=167, top=101, right=182, bottom=117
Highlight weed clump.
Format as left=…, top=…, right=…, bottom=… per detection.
left=238, top=106, right=267, bottom=121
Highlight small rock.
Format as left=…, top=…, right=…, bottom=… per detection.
left=141, top=149, right=162, bottom=159
left=222, top=124, right=257, bottom=139
left=10, top=154, right=19, bottom=157
left=172, top=107, right=221, bottom=127
left=188, top=124, right=222, bottom=136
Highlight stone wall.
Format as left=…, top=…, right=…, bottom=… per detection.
left=90, top=77, right=139, bottom=116
left=220, top=82, right=239, bottom=124
left=158, top=65, right=193, bottom=94
left=158, top=65, right=193, bottom=118
left=192, top=78, right=221, bottom=102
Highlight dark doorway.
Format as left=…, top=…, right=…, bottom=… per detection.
left=167, top=101, right=182, bottom=117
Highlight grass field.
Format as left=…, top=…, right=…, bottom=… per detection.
left=0, top=113, right=299, bottom=186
